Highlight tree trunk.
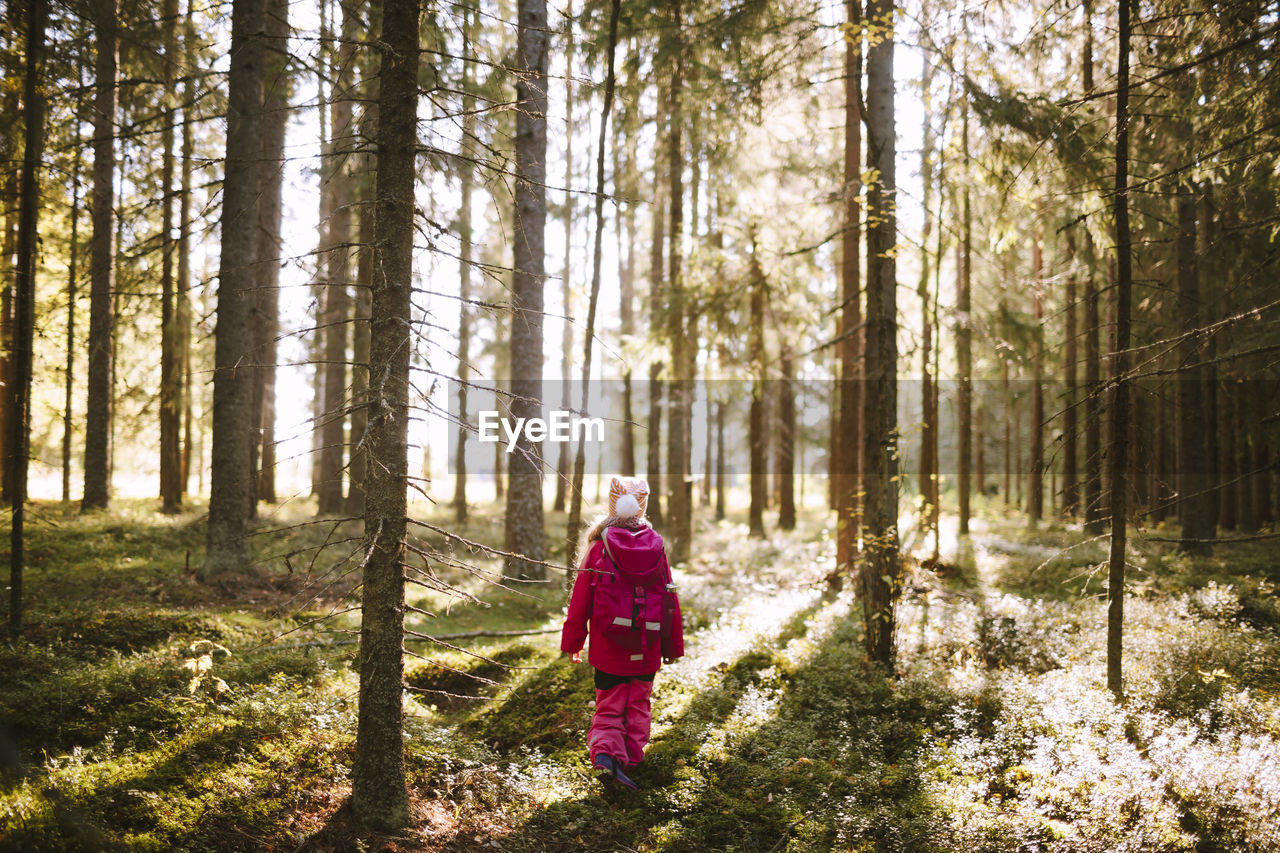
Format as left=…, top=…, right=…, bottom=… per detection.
left=702, top=343, right=713, bottom=509
left=617, top=78, right=637, bottom=478
left=82, top=0, right=118, bottom=511
left=1063, top=230, right=1079, bottom=517
left=63, top=77, right=84, bottom=505
left=1131, top=377, right=1147, bottom=519
left=861, top=0, right=899, bottom=668
left=1151, top=384, right=1166, bottom=523
left=203, top=0, right=266, bottom=578
left=1015, top=390, right=1024, bottom=509
left=0, top=205, right=11, bottom=502
left=252, top=0, right=289, bottom=510
left=1103, top=253, right=1117, bottom=513
left=1003, top=357, right=1012, bottom=507
left=347, top=178, right=373, bottom=516
left=350, top=0, right=418, bottom=830
left=317, top=1, right=358, bottom=516
left=929, top=169, right=944, bottom=554
left=504, top=0, right=549, bottom=578
left=715, top=396, right=726, bottom=521
left=646, top=85, right=666, bottom=531
left=917, top=42, right=936, bottom=554
left=684, top=138, right=702, bottom=516
left=620, top=374, right=634, bottom=475
left=1219, top=385, right=1237, bottom=530
left=310, top=0, right=331, bottom=500
left=8, top=0, right=48, bottom=635
left=179, top=2, right=196, bottom=496
left=701, top=194, right=716, bottom=509
left=829, top=328, right=839, bottom=513
left=346, top=4, right=379, bottom=519
left=834, top=0, right=862, bottom=585
left=1107, top=0, right=1133, bottom=699
left=159, top=0, right=183, bottom=513
left=665, top=0, right=691, bottom=561
left=1199, top=191, right=1220, bottom=531
left=976, top=403, right=986, bottom=498
left=1029, top=219, right=1045, bottom=523
left=765, top=388, right=775, bottom=510
left=1250, top=383, right=1272, bottom=528
left=1081, top=0, right=1103, bottom=533
left=453, top=1, right=476, bottom=523
left=565, top=0, right=620, bottom=570
left=109, top=174, right=122, bottom=488
left=0, top=29, right=15, bottom=505
left=779, top=348, right=796, bottom=530
left=957, top=95, right=973, bottom=536
left=553, top=0, right=575, bottom=515
left=494, top=388, right=505, bottom=499
left=1051, top=448, right=1058, bottom=513
left=1236, top=384, right=1255, bottom=533
left=1083, top=230, right=1104, bottom=533
left=748, top=243, right=767, bottom=539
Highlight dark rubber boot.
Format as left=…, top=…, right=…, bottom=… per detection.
left=592, top=753, right=639, bottom=791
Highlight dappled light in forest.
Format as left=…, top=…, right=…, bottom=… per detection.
left=3, top=0, right=1279, bottom=847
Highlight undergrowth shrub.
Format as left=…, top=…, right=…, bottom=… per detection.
left=1139, top=713, right=1280, bottom=852
left=1126, top=593, right=1280, bottom=732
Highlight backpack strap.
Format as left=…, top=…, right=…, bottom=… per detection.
left=601, top=534, right=620, bottom=573
left=660, top=546, right=674, bottom=587
left=584, top=539, right=609, bottom=622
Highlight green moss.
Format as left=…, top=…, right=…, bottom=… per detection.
left=463, top=653, right=596, bottom=758
left=3, top=500, right=1279, bottom=852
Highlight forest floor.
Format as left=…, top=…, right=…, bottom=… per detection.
left=2, top=496, right=1280, bottom=852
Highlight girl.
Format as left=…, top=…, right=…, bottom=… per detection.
left=561, top=476, right=684, bottom=791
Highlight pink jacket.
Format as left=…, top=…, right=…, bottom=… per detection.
left=561, top=525, right=685, bottom=676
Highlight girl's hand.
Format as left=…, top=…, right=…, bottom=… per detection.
left=570, top=651, right=582, bottom=664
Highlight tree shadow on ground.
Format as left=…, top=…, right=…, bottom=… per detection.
left=481, top=600, right=974, bottom=853
left=3, top=716, right=353, bottom=852
left=418, top=601, right=823, bottom=851
left=463, top=600, right=828, bottom=761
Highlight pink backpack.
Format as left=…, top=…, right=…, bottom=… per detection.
left=591, top=535, right=678, bottom=659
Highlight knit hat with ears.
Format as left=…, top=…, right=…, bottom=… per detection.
left=608, top=476, right=649, bottom=520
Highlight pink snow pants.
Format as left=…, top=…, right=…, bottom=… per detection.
left=588, top=679, right=653, bottom=767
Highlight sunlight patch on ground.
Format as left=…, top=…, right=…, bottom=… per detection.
left=779, top=590, right=856, bottom=671
left=895, top=519, right=1280, bottom=852
left=653, top=518, right=837, bottom=733
left=664, top=524, right=831, bottom=675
